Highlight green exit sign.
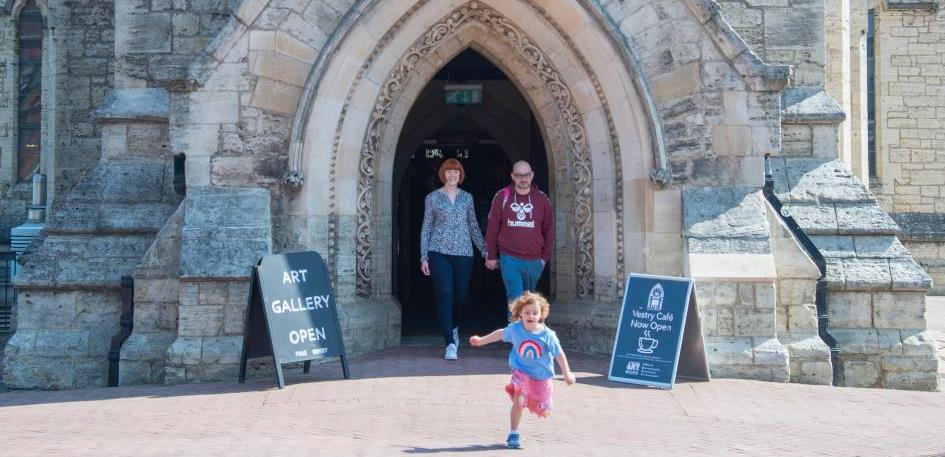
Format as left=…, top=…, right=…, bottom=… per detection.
left=445, top=84, right=482, bottom=105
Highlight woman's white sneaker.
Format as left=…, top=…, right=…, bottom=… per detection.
left=445, top=343, right=458, bottom=360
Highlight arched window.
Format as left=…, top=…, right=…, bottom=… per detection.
left=17, top=0, right=43, bottom=183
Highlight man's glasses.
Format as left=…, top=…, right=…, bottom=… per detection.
left=512, top=172, right=533, bottom=179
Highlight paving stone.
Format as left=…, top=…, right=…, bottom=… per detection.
left=3, top=346, right=945, bottom=456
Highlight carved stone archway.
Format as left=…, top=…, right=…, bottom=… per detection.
left=297, top=0, right=659, bottom=307
left=354, top=3, right=598, bottom=300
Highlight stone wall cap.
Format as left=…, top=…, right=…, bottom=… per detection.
left=773, top=158, right=874, bottom=203
left=96, top=88, right=170, bottom=122
left=781, top=89, right=846, bottom=124
left=891, top=213, right=945, bottom=241
left=683, top=186, right=771, bottom=239
left=688, top=253, right=777, bottom=280
left=885, top=0, right=939, bottom=11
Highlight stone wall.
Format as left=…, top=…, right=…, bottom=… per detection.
left=870, top=4, right=945, bottom=294
left=0, top=1, right=116, bottom=246
left=164, top=187, right=271, bottom=384
left=115, top=0, right=233, bottom=89
left=872, top=4, right=945, bottom=215
left=716, top=0, right=826, bottom=88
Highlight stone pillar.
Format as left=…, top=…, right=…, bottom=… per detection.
left=849, top=2, right=872, bottom=182
left=825, top=0, right=854, bottom=172
left=684, top=188, right=790, bottom=382
left=164, top=187, right=272, bottom=384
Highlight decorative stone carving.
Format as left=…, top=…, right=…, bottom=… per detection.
left=282, top=169, right=304, bottom=187
left=351, top=2, right=597, bottom=297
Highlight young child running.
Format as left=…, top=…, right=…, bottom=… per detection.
left=469, top=291, right=576, bottom=449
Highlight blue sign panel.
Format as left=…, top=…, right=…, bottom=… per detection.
left=609, top=273, right=695, bottom=388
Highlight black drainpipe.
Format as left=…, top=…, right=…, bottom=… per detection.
left=762, top=154, right=841, bottom=386
left=108, top=275, right=135, bottom=387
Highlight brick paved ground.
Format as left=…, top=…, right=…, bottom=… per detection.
left=0, top=298, right=943, bottom=457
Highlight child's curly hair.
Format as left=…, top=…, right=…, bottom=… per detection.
left=509, top=291, right=551, bottom=322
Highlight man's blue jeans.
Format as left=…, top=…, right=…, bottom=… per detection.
left=499, top=254, right=545, bottom=310
left=428, top=251, right=473, bottom=346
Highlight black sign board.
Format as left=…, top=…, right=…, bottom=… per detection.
left=608, top=273, right=710, bottom=388
left=239, top=251, right=349, bottom=388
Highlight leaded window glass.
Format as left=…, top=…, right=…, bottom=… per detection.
left=17, top=0, right=43, bottom=183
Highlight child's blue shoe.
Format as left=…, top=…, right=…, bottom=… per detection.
left=506, top=432, right=520, bottom=449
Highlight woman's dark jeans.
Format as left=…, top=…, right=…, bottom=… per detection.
left=428, top=251, right=473, bottom=346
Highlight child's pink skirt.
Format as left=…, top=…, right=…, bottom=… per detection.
left=505, top=369, right=553, bottom=417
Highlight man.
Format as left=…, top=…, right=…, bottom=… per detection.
left=485, top=160, right=554, bottom=312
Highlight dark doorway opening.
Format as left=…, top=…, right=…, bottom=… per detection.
left=392, top=49, right=550, bottom=341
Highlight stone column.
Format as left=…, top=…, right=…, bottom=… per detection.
left=849, top=2, right=872, bottom=182
left=825, top=0, right=854, bottom=172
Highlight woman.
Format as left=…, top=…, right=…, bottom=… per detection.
left=420, top=158, right=486, bottom=360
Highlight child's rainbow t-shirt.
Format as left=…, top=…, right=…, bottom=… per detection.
left=502, top=321, right=562, bottom=380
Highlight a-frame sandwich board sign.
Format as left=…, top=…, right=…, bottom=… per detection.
left=239, top=251, right=350, bottom=388
left=608, top=273, right=710, bottom=388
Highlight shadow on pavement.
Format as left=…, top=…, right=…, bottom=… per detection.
left=0, top=344, right=635, bottom=407
left=401, top=444, right=510, bottom=453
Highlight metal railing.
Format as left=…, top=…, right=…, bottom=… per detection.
left=0, top=251, right=16, bottom=334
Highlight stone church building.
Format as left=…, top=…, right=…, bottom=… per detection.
left=0, top=0, right=941, bottom=390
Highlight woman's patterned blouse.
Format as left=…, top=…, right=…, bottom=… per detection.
left=420, top=188, right=486, bottom=261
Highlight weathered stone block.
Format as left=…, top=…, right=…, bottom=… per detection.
left=888, top=257, right=933, bottom=290
left=832, top=328, right=881, bottom=355
left=796, top=361, right=833, bottom=385
left=714, top=283, right=737, bottom=306
left=734, top=310, right=776, bottom=336
left=828, top=292, right=872, bottom=328
left=842, top=258, right=892, bottom=290
left=737, top=283, right=755, bottom=307
left=201, top=336, right=243, bottom=365
left=704, top=336, right=754, bottom=365
left=788, top=304, right=819, bottom=332
left=178, top=305, right=224, bottom=337
left=755, top=282, right=776, bottom=308
left=872, top=291, right=926, bottom=329
left=842, top=360, right=880, bottom=388
left=836, top=204, right=901, bottom=235
left=882, top=355, right=939, bottom=373
left=883, top=372, right=939, bottom=391
left=784, top=204, right=838, bottom=235
left=166, top=337, right=202, bottom=366
left=198, top=282, right=230, bottom=306
left=118, top=13, right=172, bottom=53
left=901, top=330, right=937, bottom=357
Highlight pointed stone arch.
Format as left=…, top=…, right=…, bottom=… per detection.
left=289, top=0, right=665, bottom=308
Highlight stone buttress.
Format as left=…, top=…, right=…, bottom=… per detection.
left=1, top=89, right=181, bottom=388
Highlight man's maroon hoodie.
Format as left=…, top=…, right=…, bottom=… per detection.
left=485, top=184, right=554, bottom=262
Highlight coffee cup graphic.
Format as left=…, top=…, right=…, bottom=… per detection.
left=637, top=331, right=658, bottom=354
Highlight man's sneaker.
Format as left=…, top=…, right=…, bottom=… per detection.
left=452, top=327, right=459, bottom=346
left=445, top=343, right=458, bottom=360
left=506, top=432, right=520, bottom=449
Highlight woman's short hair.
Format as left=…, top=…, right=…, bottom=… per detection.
left=438, top=158, right=466, bottom=184
left=509, top=291, right=551, bottom=323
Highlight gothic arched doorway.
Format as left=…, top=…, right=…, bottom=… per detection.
left=393, top=49, right=550, bottom=338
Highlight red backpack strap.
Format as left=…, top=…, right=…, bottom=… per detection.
left=502, top=187, right=510, bottom=208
